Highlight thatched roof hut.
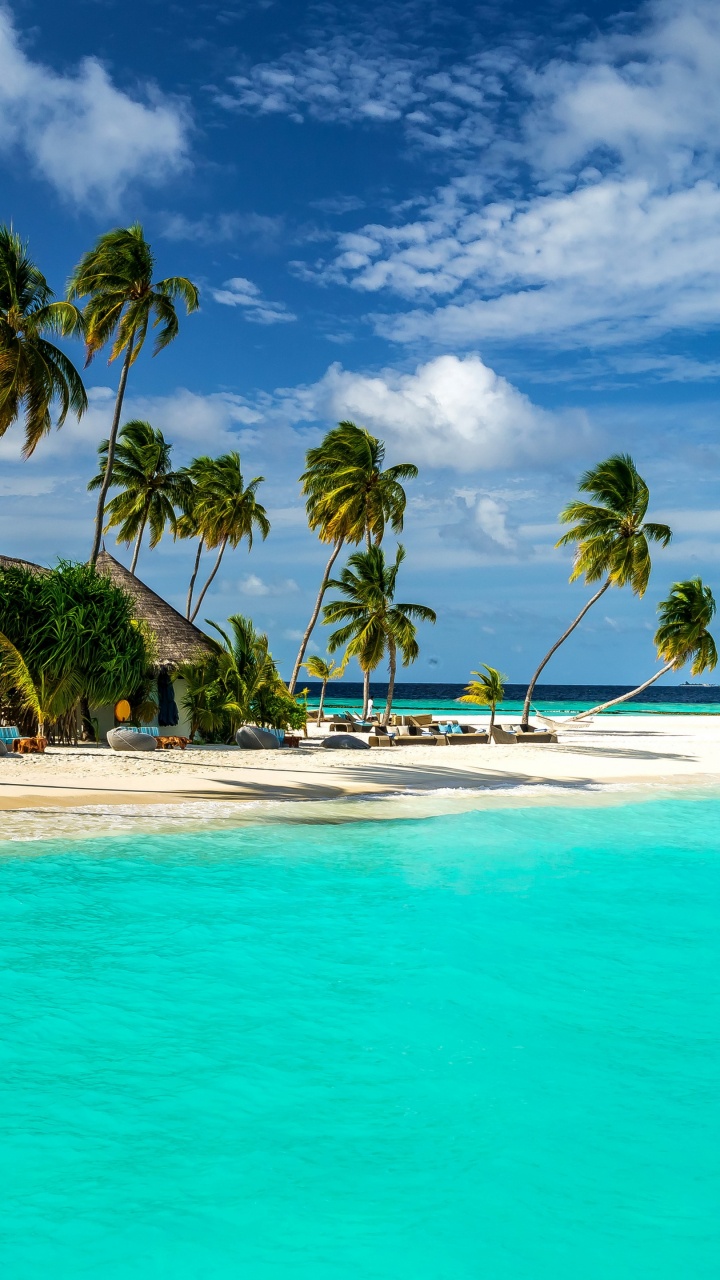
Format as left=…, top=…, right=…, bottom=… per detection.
left=0, top=554, right=49, bottom=574
left=96, top=551, right=215, bottom=668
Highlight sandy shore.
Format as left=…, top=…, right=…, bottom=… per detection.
left=1, top=715, right=718, bottom=813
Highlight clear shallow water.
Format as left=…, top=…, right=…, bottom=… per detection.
left=1, top=797, right=719, bottom=1278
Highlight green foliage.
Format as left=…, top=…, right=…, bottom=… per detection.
left=89, top=419, right=189, bottom=571
left=301, top=421, right=417, bottom=547
left=324, top=544, right=436, bottom=673
left=67, top=223, right=199, bottom=367
left=0, top=561, right=152, bottom=733
left=0, top=225, right=87, bottom=456
left=179, top=613, right=304, bottom=740
left=655, top=579, right=717, bottom=676
left=457, top=666, right=506, bottom=710
left=556, top=453, right=672, bottom=596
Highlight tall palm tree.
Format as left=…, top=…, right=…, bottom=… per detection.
left=323, top=544, right=436, bottom=723
left=188, top=453, right=270, bottom=622
left=288, top=421, right=418, bottom=694
left=301, top=654, right=345, bottom=723
left=68, top=224, right=199, bottom=566
left=0, top=226, right=86, bottom=456
left=88, top=419, right=189, bottom=574
left=457, top=665, right=506, bottom=738
left=574, top=579, right=717, bottom=718
left=175, top=455, right=221, bottom=619
left=521, top=455, right=672, bottom=726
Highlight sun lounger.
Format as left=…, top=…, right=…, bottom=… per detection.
left=0, top=726, right=47, bottom=753
left=492, top=725, right=557, bottom=744
left=445, top=731, right=489, bottom=744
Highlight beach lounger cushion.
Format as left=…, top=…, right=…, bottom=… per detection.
left=321, top=734, right=370, bottom=750
left=0, top=726, right=20, bottom=742
left=236, top=726, right=282, bottom=750
left=107, top=727, right=158, bottom=752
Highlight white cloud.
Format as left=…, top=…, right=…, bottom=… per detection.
left=211, top=277, right=297, bottom=325
left=0, top=9, right=188, bottom=206
left=238, top=573, right=299, bottom=596
left=161, top=211, right=284, bottom=248
left=295, top=1, right=720, bottom=349
left=278, top=353, right=591, bottom=470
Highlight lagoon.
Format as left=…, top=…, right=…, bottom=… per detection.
left=1, top=796, right=718, bottom=1277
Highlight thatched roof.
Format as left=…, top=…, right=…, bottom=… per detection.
left=0, top=554, right=49, bottom=575
left=96, top=551, right=215, bottom=667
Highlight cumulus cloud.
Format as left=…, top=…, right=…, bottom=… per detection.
left=211, top=277, right=297, bottom=324
left=238, top=573, right=299, bottom=596
left=279, top=353, right=591, bottom=470
left=0, top=9, right=188, bottom=206
left=161, top=211, right=284, bottom=249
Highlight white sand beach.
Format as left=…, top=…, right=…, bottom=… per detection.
left=1, top=714, right=718, bottom=813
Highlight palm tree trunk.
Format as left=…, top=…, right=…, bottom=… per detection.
left=362, top=669, right=371, bottom=719
left=89, top=340, right=134, bottom=567
left=288, top=540, right=343, bottom=694
left=383, top=639, right=397, bottom=726
left=190, top=537, right=228, bottom=623
left=521, top=577, right=612, bottom=726
left=130, top=507, right=150, bottom=575
left=186, top=538, right=204, bottom=619
left=317, top=678, right=328, bottom=724
left=572, top=663, right=674, bottom=719
left=489, top=704, right=496, bottom=740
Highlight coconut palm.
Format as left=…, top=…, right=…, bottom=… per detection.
left=288, top=422, right=418, bottom=694
left=457, top=665, right=506, bottom=738
left=188, top=454, right=270, bottom=623
left=68, top=224, right=199, bottom=566
left=88, top=420, right=189, bottom=574
left=323, top=544, right=436, bottom=723
left=521, top=455, right=672, bottom=725
left=574, top=579, right=717, bottom=718
left=301, top=655, right=345, bottom=723
left=0, top=632, right=81, bottom=738
left=175, top=456, right=218, bottom=618
left=0, top=226, right=87, bottom=456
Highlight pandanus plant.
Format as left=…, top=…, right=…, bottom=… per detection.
left=521, top=454, right=672, bottom=725
left=574, top=579, right=717, bottom=717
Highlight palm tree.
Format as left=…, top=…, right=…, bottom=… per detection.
left=0, top=632, right=80, bottom=738
left=574, top=579, right=717, bottom=718
left=188, top=454, right=270, bottom=623
left=0, top=226, right=87, bottom=456
left=457, top=665, right=506, bottom=738
left=67, top=224, right=199, bottom=566
left=88, top=420, right=188, bottom=574
left=521, top=454, right=672, bottom=726
left=301, top=655, right=345, bottom=723
left=175, top=455, right=217, bottom=618
left=288, top=421, right=418, bottom=695
left=323, top=544, right=436, bottom=723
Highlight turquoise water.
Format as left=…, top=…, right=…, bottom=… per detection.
left=1, top=797, right=719, bottom=1278
left=316, top=693, right=720, bottom=717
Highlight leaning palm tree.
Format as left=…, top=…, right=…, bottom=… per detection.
left=521, top=455, right=672, bottom=726
left=88, top=420, right=189, bottom=574
left=323, top=544, right=436, bottom=723
left=188, top=454, right=270, bottom=622
left=574, top=579, right=717, bottom=718
left=288, top=422, right=418, bottom=694
left=457, top=665, right=506, bottom=738
left=301, top=655, right=345, bottom=723
left=0, top=226, right=87, bottom=456
left=68, top=224, right=199, bottom=565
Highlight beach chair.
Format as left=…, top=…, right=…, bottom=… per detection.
left=0, top=726, right=21, bottom=747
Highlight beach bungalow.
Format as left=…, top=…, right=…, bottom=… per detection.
left=0, top=551, right=215, bottom=739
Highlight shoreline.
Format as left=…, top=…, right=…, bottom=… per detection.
left=1, top=713, right=718, bottom=838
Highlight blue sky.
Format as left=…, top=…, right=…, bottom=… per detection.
left=1, top=0, right=719, bottom=684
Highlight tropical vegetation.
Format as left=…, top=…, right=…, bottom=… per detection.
left=0, top=561, right=151, bottom=740
left=323, top=544, right=436, bottom=723
left=67, top=223, right=199, bottom=566
left=0, top=225, right=87, bottom=456
left=179, top=614, right=305, bottom=741
left=89, top=419, right=189, bottom=574
left=288, top=421, right=418, bottom=694
left=521, top=454, right=673, bottom=725
left=575, top=579, right=717, bottom=717
left=301, top=655, right=345, bottom=723
left=457, top=665, right=506, bottom=738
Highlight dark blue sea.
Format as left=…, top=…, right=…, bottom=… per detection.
left=302, top=682, right=720, bottom=716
